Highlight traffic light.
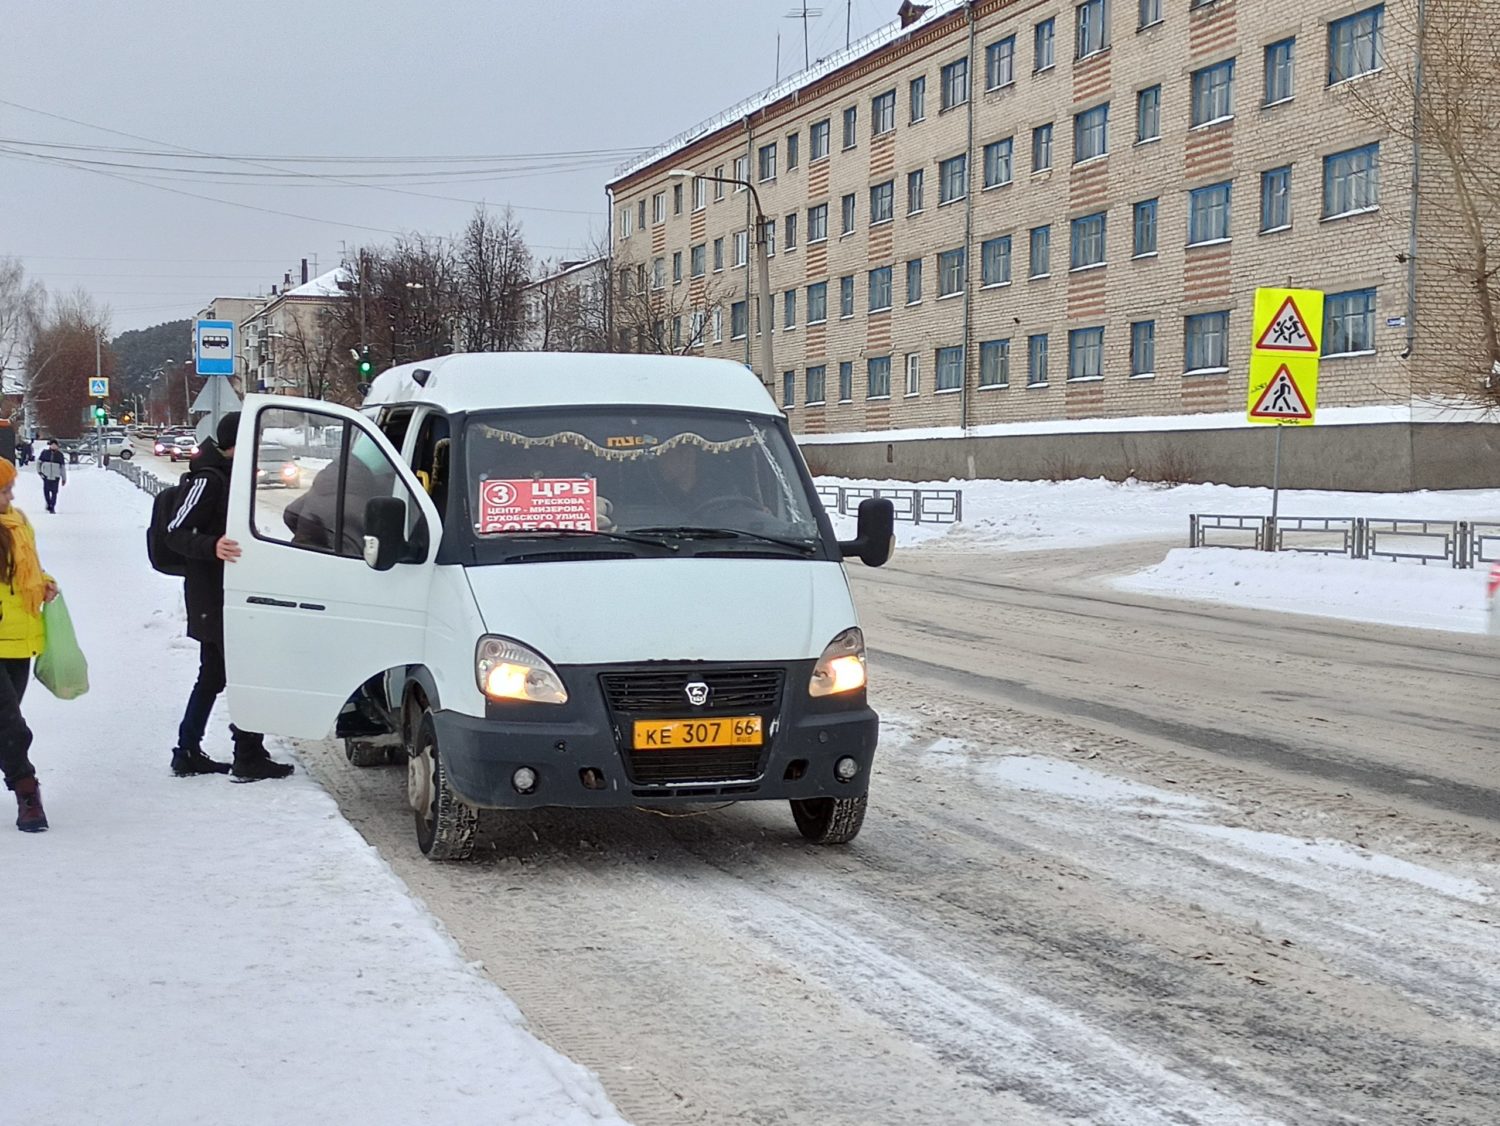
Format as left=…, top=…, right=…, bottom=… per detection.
left=356, top=348, right=373, bottom=378
left=92, top=400, right=108, bottom=424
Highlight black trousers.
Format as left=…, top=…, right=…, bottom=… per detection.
left=0, top=658, right=35, bottom=790
left=177, top=639, right=263, bottom=753
left=42, top=479, right=59, bottom=511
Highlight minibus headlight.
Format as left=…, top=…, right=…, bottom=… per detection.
left=476, top=636, right=568, bottom=705
left=808, top=627, right=867, bottom=697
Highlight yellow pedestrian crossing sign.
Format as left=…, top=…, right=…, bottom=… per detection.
left=1248, top=288, right=1322, bottom=426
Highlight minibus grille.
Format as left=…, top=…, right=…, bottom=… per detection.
left=600, top=667, right=784, bottom=713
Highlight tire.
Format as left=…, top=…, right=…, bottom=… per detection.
left=344, top=736, right=400, bottom=768
left=790, top=795, right=868, bottom=845
left=409, top=710, right=478, bottom=861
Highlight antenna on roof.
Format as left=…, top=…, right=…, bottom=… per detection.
left=783, top=3, right=824, bottom=71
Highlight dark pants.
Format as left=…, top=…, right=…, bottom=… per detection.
left=42, top=479, right=59, bottom=512
left=177, top=640, right=263, bottom=754
left=0, top=658, right=35, bottom=790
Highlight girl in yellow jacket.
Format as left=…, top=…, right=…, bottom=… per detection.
left=0, top=458, right=60, bottom=831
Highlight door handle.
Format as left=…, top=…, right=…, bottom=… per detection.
left=246, top=595, right=297, bottom=608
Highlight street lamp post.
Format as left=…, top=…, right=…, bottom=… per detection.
left=669, top=168, right=775, bottom=395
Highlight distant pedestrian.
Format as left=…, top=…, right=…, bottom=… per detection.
left=163, top=413, right=294, bottom=781
left=0, top=458, right=62, bottom=831
left=36, top=440, right=67, bottom=513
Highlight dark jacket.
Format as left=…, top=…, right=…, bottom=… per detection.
left=37, top=447, right=67, bottom=483
left=164, top=442, right=232, bottom=645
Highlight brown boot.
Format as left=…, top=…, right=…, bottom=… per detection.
left=14, top=776, right=48, bottom=833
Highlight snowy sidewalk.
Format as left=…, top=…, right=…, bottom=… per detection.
left=1, top=468, right=627, bottom=1126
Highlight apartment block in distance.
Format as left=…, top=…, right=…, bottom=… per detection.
left=607, top=0, right=1500, bottom=489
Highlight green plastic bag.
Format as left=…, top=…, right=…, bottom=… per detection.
left=35, top=593, right=90, bottom=700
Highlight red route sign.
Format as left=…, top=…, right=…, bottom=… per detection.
left=1255, top=295, right=1319, bottom=353
left=478, top=478, right=598, bottom=533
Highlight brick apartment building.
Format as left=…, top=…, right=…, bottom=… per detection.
left=605, top=1, right=1500, bottom=486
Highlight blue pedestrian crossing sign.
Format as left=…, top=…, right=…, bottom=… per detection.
left=195, top=319, right=236, bottom=376
left=88, top=377, right=109, bottom=397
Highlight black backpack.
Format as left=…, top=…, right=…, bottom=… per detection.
left=147, top=467, right=225, bottom=576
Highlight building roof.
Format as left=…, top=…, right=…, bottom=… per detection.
left=608, top=0, right=964, bottom=188
left=522, top=256, right=608, bottom=292
left=283, top=266, right=351, bottom=299
left=363, top=352, right=779, bottom=417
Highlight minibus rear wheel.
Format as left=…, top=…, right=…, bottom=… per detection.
left=789, top=795, right=867, bottom=845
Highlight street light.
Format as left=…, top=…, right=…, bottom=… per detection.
left=668, top=168, right=775, bottom=393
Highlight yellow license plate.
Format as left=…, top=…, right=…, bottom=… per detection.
left=633, top=716, right=763, bottom=751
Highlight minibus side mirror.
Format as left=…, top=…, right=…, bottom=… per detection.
left=363, top=496, right=408, bottom=571
left=839, top=497, right=895, bottom=568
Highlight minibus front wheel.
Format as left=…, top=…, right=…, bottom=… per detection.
left=409, top=710, right=479, bottom=861
left=790, top=795, right=867, bottom=845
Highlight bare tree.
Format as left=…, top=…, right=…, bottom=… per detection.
left=1342, top=0, right=1500, bottom=410
left=457, top=207, right=532, bottom=352
left=280, top=307, right=359, bottom=404
left=27, top=291, right=116, bottom=437
left=612, top=272, right=727, bottom=356
left=529, top=257, right=611, bottom=352
left=334, top=236, right=459, bottom=369
left=0, top=258, right=45, bottom=409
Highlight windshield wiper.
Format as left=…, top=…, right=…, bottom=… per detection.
left=632, top=526, right=819, bottom=554
left=502, top=529, right=679, bottom=552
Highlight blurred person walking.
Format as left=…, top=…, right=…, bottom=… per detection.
left=36, top=440, right=66, bottom=513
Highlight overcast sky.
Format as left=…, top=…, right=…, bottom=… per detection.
left=3, top=0, right=894, bottom=336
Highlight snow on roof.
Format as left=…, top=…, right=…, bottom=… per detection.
left=284, top=266, right=352, bottom=299
left=609, top=0, right=965, bottom=187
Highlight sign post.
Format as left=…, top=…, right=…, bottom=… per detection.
left=194, top=319, right=239, bottom=443
left=1247, top=288, right=1323, bottom=549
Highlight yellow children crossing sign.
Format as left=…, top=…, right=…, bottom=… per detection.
left=1247, top=287, right=1323, bottom=426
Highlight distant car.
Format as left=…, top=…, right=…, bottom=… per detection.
left=154, top=429, right=190, bottom=457
left=168, top=434, right=198, bottom=462
left=95, top=432, right=133, bottom=459
left=255, top=444, right=301, bottom=489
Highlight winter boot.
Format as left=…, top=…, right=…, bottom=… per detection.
left=14, top=776, right=47, bottom=832
left=171, top=746, right=231, bottom=777
left=230, top=727, right=294, bottom=781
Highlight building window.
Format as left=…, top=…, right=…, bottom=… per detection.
left=908, top=168, right=925, bottom=212
left=619, top=207, right=632, bottom=239
left=807, top=281, right=827, bottom=323
left=731, top=300, right=747, bottom=340
left=838, top=361, right=853, bottom=401
left=689, top=244, right=705, bottom=277
left=1137, top=85, right=1161, bottom=142
left=1329, top=5, right=1383, bottom=86
left=872, top=89, right=896, bottom=135
left=671, top=316, right=682, bottom=349
left=937, top=247, right=966, bottom=296
left=673, top=184, right=683, bottom=215
left=808, top=202, right=828, bottom=242
left=980, top=339, right=1010, bottom=387
left=868, top=266, right=893, bottom=311
left=1028, top=334, right=1049, bottom=384
left=1139, top=0, right=1161, bottom=28
left=1076, top=0, right=1110, bottom=60
left=910, top=75, right=927, bottom=123
left=906, top=257, right=923, bottom=303
left=1068, top=327, right=1105, bottom=380
left=1131, top=320, right=1156, bottom=375
left=758, top=142, right=777, bottom=182
left=1185, top=311, right=1230, bottom=371
left=806, top=365, right=826, bottom=404
left=785, top=212, right=798, bottom=250
left=840, top=275, right=855, bottom=317
left=638, top=199, right=647, bottom=229
left=733, top=229, right=749, bottom=266
left=843, top=105, right=858, bottom=149
left=941, top=57, right=969, bottom=110
left=1324, top=288, right=1377, bottom=355
left=841, top=193, right=857, bottom=235
left=1030, top=225, right=1052, bottom=277
left=712, top=168, right=724, bottom=201
left=1265, top=38, right=1295, bottom=105
left=732, top=155, right=748, bottom=187
left=936, top=346, right=964, bottom=391
left=652, top=192, right=666, bottom=223
left=784, top=289, right=797, bottom=330
left=810, top=119, right=831, bottom=160
left=867, top=356, right=891, bottom=398
left=986, top=35, right=1016, bottom=90
left=1261, top=166, right=1291, bottom=231
left=1324, top=143, right=1380, bottom=217
left=1191, top=59, right=1235, bottom=126
left=983, top=137, right=1014, bottom=187
left=786, top=133, right=800, bottom=170
left=761, top=217, right=776, bottom=258
left=1070, top=212, right=1106, bottom=269
left=1074, top=103, right=1109, bottom=163
left=651, top=257, right=665, bottom=290
left=672, top=251, right=682, bottom=284
left=1035, top=18, right=1056, bottom=71
left=939, top=154, right=968, bottom=204
left=905, top=353, right=920, bottom=396
left=1032, top=123, right=1054, bottom=171
left=870, top=180, right=894, bottom=224
left=713, top=238, right=724, bottom=271
left=712, top=306, right=723, bottom=343
left=692, top=177, right=707, bottom=211
left=1133, top=198, right=1158, bottom=256
left=1188, top=181, right=1232, bottom=244
left=783, top=371, right=795, bottom=407
left=981, top=235, right=1012, bottom=286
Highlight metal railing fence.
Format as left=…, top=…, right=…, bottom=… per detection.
left=1189, top=513, right=1497, bottom=568
left=816, top=484, right=963, bottom=524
